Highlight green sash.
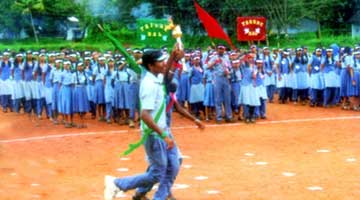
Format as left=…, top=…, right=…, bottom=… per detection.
left=121, top=85, right=166, bottom=156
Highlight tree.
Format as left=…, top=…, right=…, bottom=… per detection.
left=14, top=0, right=45, bottom=43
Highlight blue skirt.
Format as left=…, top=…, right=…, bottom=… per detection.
left=22, top=81, right=32, bottom=101
left=324, top=71, right=339, bottom=88
left=44, top=86, right=52, bottom=104
left=52, top=83, right=60, bottom=111
left=11, top=80, right=24, bottom=100
left=0, top=79, right=12, bottom=95
left=348, top=71, right=360, bottom=97
left=94, top=80, right=105, bottom=104
left=296, top=72, right=310, bottom=89
left=31, top=81, right=42, bottom=100
left=264, top=73, right=276, bottom=86
left=128, top=82, right=139, bottom=109
left=86, top=83, right=95, bottom=102
left=104, top=84, right=114, bottom=104
left=60, top=85, right=73, bottom=115
left=310, top=73, right=325, bottom=90
left=178, top=73, right=190, bottom=102
left=113, top=82, right=129, bottom=109
left=189, top=83, right=204, bottom=103
left=256, top=85, right=268, bottom=100
left=238, top=84, right=260, bottom=106
left=73, top=85, right=90, bottom=113
left=286, top=73, right=298, bottom=89
left=340, top=68, right=352, bottom=97
left=203, top=82, right=215, bottom=107
left=277, top=73, right=287, bottom=88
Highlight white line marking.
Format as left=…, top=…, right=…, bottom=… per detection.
left=307, top=186, right=323, bottom=191
left=1, top=116, right=359, bottom=144
left=31, top=183, right=40, bottom=187
left=282, top=172, right=296, bottom=177
left=244, top=153, right=255, bottom=157
left=0, top=130, right=129, bottom=143
left=116, top=168, right=129, bottom=172
left=317, top=149, right=331, bottom=153
left=115, top=192, right=127, bottom=198
left=206, top=190, right=220, bottom=194
left=120, top=157, right=131, bottom=161
left=173, top=184, right=190, bottom=190
left=255, top=161, right=268, bottom=166
left=346, top=158, right=357, bottom=162
left=183, top=164, right=192, bottom=169
left=194, top=176, right=208, bottom=180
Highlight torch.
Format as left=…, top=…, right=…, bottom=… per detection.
left=165, top=17, right=187, bottom=72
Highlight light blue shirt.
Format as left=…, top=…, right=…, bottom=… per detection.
left=208, top=54, right=231, bottom=77
left=61, top=70, right=73, bottom=86
left=73, top=71, right=87, bottom=85
left=50, top=68, right=63, bottom=84
left=93, top=64, right=107, bottom=81
left=139, top=72, right=166, bottom=133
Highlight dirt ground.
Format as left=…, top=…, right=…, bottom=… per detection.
left=0, top=102, right=360, bottom=200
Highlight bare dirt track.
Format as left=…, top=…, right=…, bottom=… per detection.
left=1, top=103, right=360, bottom=200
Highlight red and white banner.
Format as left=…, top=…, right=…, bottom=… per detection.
left=237, top=17, right=266, bottom=41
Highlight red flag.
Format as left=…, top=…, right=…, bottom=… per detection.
left=194, top=0, right=235, bottom=49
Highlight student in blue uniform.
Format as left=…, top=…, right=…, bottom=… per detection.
left=84, top=57, right=96, bottom=119
left=33, top=53, right=47, bottom=119
left=262, top=47, right=276, bottom=103
left=321, top=49, right=339, bottom=107
left=50, top=59, right=63, bottom=124
left=11, top=54, right=25, bottom=113
left=230, top=59, right=242, bottom=120
left=104, top=58, right=115, bottom=124
left=127, top=49, right=142, bottom=128
left=60, top=60, right=74, bottom=128
left=203, top=60, right=215, bottom=121
left=238, top=54, right=260, bottom=123
left=189, top=56, right=204, bottom=119
left=0, top=52, right=13, bottom=112
left=348, top=51, right=360, bottom=110
left=73, top=62, right=90, bottom=128
left=23, top=51, right=36, bottom=116
left=113, top=60, right=130, bottom=125
left=331, top=44, right=341, bottom=105
left=292, top=48, right=309, bottom=105
left=308, top=48, right=325, bottom=107
left=255, top=60, right=268, bottom=119
left=207, top=44, right=234, bottom=123
left=93, top=56, right=107, bottom=121
left=276, top=51, right=292, bottom=104
left=339, top=47, right=353, bottom=110
left=42, top=54, right=53, bottom=120
left=177, top=53, right=191, bottom=108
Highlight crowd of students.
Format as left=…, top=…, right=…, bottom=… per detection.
left=0, top=43, right=359, bottom=127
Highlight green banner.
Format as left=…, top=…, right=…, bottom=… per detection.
left=136, top=18, right=173, bottom=46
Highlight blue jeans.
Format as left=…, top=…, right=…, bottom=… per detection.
left=214, top=76, right=232, bottom=120
left=114, top=134, right=170, bottom=200
left=136, top=132, right=180, bottom=198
